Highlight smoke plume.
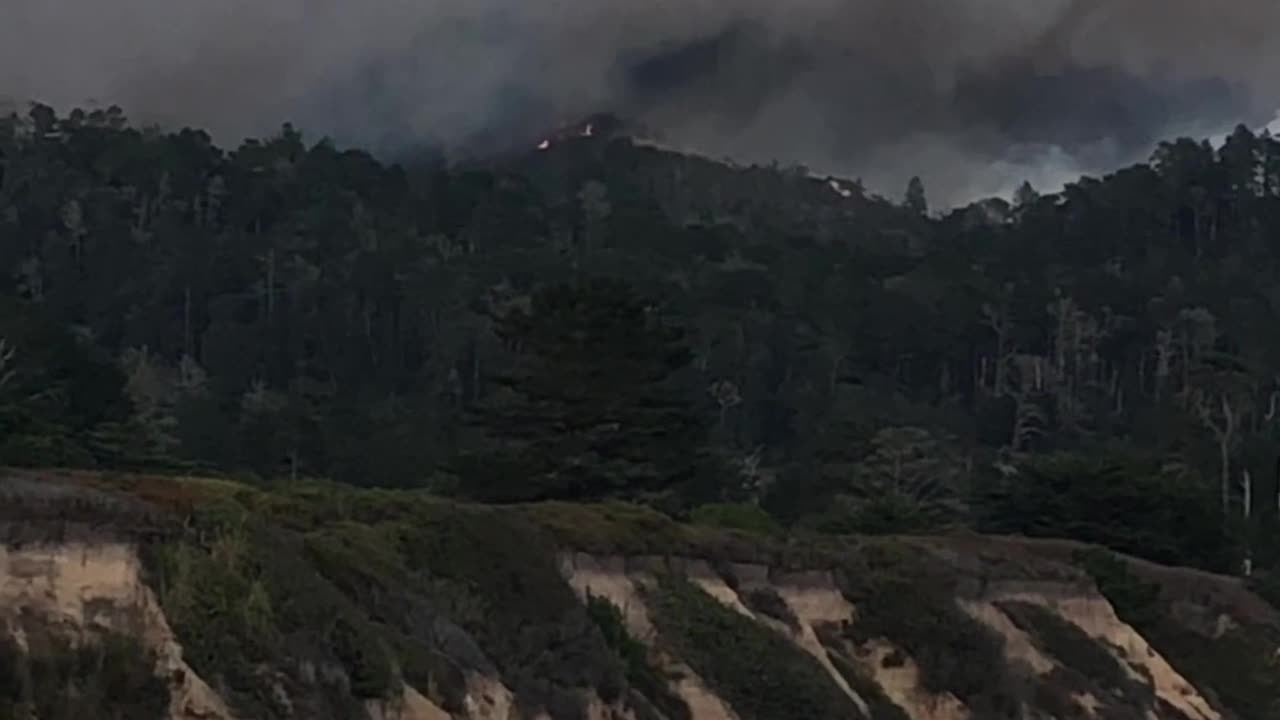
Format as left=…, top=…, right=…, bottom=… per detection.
left=4, top=0, right=1279, bottom=205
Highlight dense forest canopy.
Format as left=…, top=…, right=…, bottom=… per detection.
left=3, top=104, right=1280, bottom=576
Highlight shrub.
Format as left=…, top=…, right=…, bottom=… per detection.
left=394, top=505, right=625, bottom=720
left=645, top=575, right=859, bottom=720
left=689, top=503, right=782, bottom=536
left=0, top=630, right=169, bottom=720
left=586, top=594, right=690, bottom=720
left=740, top=587, right=800, bottom=631
left=1072, top=549, right=1161, bottom=627
left=836, top=543, right=1019, bottom=715
left=978, top=452, right=1238, bottom=573
left=997, top=600, right=1153, bottom=716
left=142, top=502, right=398, bottom=717
left=822, top=650, right=910, bottom=720
left=1076, top=549, right=1280, bottom=720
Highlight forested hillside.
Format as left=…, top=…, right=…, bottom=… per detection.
left=3, top=104, right=1280, bottom=577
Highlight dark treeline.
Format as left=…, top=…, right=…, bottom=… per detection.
left=3, top=105, right=1280, bottom=574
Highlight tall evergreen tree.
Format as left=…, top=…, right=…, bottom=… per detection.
left=1014, top=181, right=1039, bottom=208
left=456, top=278, right=710, bottom=503
left=904, top=176, right=928, bottom=215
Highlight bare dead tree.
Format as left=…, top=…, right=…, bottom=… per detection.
left=1241, top=467, right=1254, bottom=576
left=1175, top=306, right=1218, bottom=405
left=1007, top=354, right=1048, bottom=452
left=1154, top=329, right=1174, bottom=402
left=1193, top=389, right=1238, bottom=516
left=708, top=379, right=743, bottom=433
left=981, top=297, right=1013, bottom=396
left=1044, top=296, right=1104, bottom=438
left=736, top=445, right=775, bottom=502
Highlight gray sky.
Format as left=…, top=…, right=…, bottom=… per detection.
left=4, top=0, right=1279, bottom=205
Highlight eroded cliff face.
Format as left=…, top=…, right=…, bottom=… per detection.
left=2, top=471, right=1278, bottom=720
left=0, top=540, right=1267, bottom=720
left=0, top=540, right=518, bottom=720
left=556, top=549, right=1268, bottom=720
left=0, top=541, right=234, bottom=720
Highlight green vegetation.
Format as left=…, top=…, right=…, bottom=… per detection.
left=299, top=523, right=475, bottom=710
left=740, top=587, right=800, bottom=630
left=835, top=544, right=1021, bottom=716
left=7, top=97, right=1280, bottom=719
left=979, top=453, right=1240, bottom=573
left=0, top=631, right=169, bottom=720
left=456, top=278, right=713, bottom=505
left=644, top=574, right=861, bottom=720
left=390, top=504, right=625, bottom=719
left=998, top=601, right=1153, bottom=719
left=520, top=500, right=824, bottom=567
left=822, top=651, right=911, bottom=720
left=999, top=602, right=1133, bottom=694
left=1073, top=550, right=1163, bottom=630
left=132, top=482, right=647, bottom=720
left=585, top=594, right=690, bottom=720
left=4, top=470, right=1280, bottom=719
left=689, top=502, right=784, bottom=535
left=143, top=502, right=396, bottom=717
left=0, top=102, right=1274, bottom=580
left=1077, top=549, right=1280, bottom=719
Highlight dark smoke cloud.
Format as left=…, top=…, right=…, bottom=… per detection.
left=3, top=0, right=1279, bottom=205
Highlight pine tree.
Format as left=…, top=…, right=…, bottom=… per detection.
left=1014, top=180, right=1039, bottom=208
left=904, top=176, right=928, bottom=215
left=457, top=278, right=709, bottom=503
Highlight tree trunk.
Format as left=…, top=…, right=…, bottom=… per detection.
left=1275, top=454, right=1280, bottom=514
left=183, top=285, right=193, bottom=358
left=994, top=336, right=1007, bottom=396
left=1243, top=467, right=1253, bottom=577
left=267, top=248, right=276, bottom=320
left=1220, top=440, right=1231, bottom=515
